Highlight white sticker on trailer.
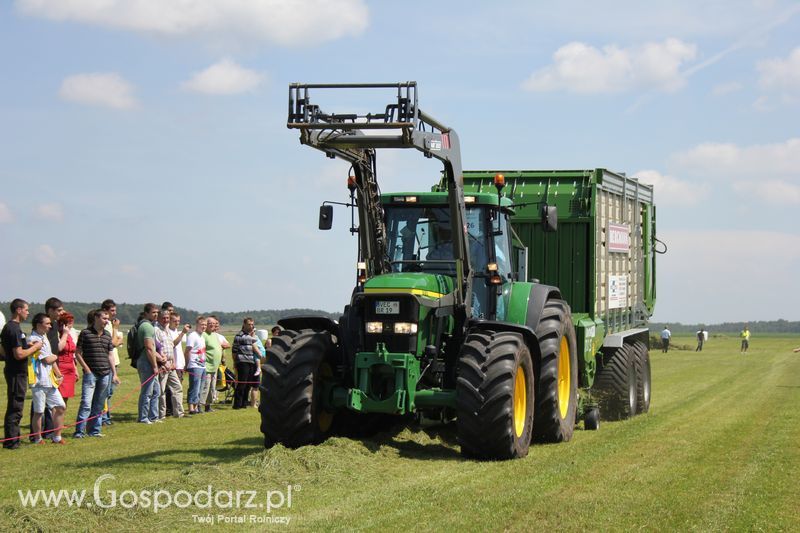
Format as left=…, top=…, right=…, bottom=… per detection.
left=608, top=274, right=628, bottom=309
left=608, top=223, right=630, bottom=253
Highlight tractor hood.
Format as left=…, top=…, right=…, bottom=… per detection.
left=363, top=272, right=454, bottom=300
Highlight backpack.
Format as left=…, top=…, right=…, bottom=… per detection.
left=127, top=320, right=142, bottom=368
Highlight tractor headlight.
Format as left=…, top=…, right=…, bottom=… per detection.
left=366, top=322, right=383, bottom=334
left=393, top=322, right=418, bottom=335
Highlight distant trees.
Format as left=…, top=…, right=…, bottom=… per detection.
left=650, top=320, right=800, bottom=334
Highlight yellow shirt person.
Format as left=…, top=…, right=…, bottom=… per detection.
left=740, top=327, right=750, bottom=354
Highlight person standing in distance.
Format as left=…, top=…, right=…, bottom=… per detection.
left=660, top=325, right=671, bottom=353
left=100, top=299, right=123, bottom=426
left=2, top=299, right=43, bottom=449
left=74, top=309, right=120, bottom=438
left=232, top=318, right=258, bottom=409
left=696, top=327, right=706, bottom=352
left=740, top=325, right=751, bottom=354
left=136, top=303, right=163, bottom=424
left=184, top=316, right=208, bottom=415
left=28, top=313, right=67, bottom=444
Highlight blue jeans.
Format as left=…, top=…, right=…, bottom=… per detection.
left=74, top=372, right=111, bottom=436
left=101, top=365, right=119, bottom=424
left=137, top=357, right=161, bottom=422
left=187, top=367, right=205, bottom=405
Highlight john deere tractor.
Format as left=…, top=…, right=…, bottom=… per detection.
left=260, top=82, right=582, bottom=460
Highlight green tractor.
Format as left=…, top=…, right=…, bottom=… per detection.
left=260, top=83, right=612, bottom=459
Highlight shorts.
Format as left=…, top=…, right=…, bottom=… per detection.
left=31, top=386, right=66, bottom=413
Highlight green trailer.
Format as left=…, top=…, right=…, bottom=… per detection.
left=263, top=83, right=660, bottom=459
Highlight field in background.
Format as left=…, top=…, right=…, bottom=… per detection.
left=1, top=334, right=799, bottom=531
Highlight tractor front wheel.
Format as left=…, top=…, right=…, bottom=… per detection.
left=456, top=330, right=534, bottom=460
left=532, top=299, right=578, bottom=443
left=260, top=329, right=336, bottom=448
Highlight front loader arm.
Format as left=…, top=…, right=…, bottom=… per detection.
left=288, top=82, right=472, bottom=316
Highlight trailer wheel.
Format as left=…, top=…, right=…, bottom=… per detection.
left=632, top=341, right=651, bottom=414
left=593, top=343, right=637, bottom=420
left=260, top=329, right=336, bottom=448
left=456, top=330, right=534, bottom=460
left=532, top=299, right=578, bottom=443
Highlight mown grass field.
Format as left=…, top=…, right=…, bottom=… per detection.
left=1, top=334, right=799, bottom=531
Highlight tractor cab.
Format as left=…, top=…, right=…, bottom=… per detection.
left=381, top=192, right=515, bottom=321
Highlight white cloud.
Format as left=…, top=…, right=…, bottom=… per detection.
left=120, top=264, right=143, bottom=277
left=222, top=271, right=244, bottom=287
left=0, top=202, right=12, bottom=223
left=758, top=47, right=800, bottom=91
left=712, top=81, right=743, bottom=96
left=35, top=202, right=64, bottom=221
left=672, top=138, right=800, bottom=180
left=522, top=39, right=697, bottom=94
left=58, top=73, right=137, bottom=110
left=34, top=244, right=57, bottom=266
left=733, top=179, right=800, bottom=205
left=16, top=0, right=369, bottom=47
left=634, top=170, right=708, bottom=206
left=181, top=59, right=265, bottom=95
left=757, top=46, right=800, bottom=104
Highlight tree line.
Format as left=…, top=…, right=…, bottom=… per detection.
left=0, top=301, right=338, bottom=327
left=651, top=319, right=800, bottom=334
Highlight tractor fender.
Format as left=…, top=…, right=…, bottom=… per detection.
left=525, top=284, right=562, bottom=332
left=465, top=319, right=542, bottom=360
left=277, top=316, right=340, bottom=337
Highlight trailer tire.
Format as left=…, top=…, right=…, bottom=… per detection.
left=456, top=330, right=534, bottom=460
left=593, top=343, right=637, bottom=421
left=532, top=299, right=578, bottom=443
left=632, top=341, right=651, bottom=414
left=260, top=329, right=336, bottom=448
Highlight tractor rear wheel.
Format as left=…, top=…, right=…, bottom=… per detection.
left=632, top=341, right=651, bottom=414
left=532, top=299, right=578, bottom=443
left=260, top=329, right=336, bottom=448
left=593, top=343, right=637, bottom=421
left=456, top=330, right=534, bottom=460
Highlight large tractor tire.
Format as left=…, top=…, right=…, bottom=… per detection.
left=532, top=299, right=578, bottom=443
left=593, top=343, right=637, bottom=421
left=260, top=329, right=336, bottom=448
left=632, top=341, right=651, bottom=414
left=456, top=330, right=535, bottom=460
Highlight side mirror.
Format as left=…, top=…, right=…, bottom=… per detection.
left=542, top=205, right=557, bottom=232
left=319, top=205, right=333, bottom=230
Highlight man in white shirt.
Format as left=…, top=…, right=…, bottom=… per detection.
left=29, top=313, right=66, bottom=444
left=184, top=316, right=207, bottom=415
left=166, top=311, right=190, bottom=416
left=154, top=309, right=185, bottom=418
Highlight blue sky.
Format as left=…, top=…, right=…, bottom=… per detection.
left=1, top=0, right=799, bottom=324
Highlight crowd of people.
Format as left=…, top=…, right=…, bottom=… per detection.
left=1, top=297, right=280, bottom=449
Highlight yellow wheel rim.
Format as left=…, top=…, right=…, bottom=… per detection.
left=317, top=363, right=334, bottom=433
left=557, top=336, right=571, bottom=419
left=513, top=366, right=527, bottom=438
